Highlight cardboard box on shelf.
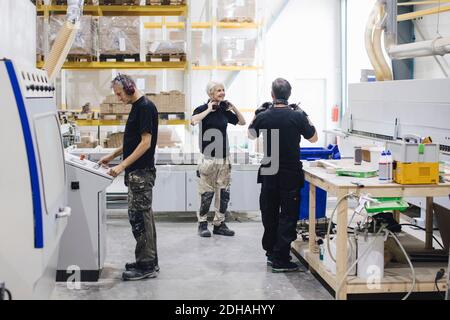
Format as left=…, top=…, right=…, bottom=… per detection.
left=99, top=17, right=140, bottom=55
left=49, top=15, right=96, bottom=56
left=146, top=90, right=185, bottom=113
left=218, top=37, right=256, bottom=66
left=104, top=132, right=124, bottom=149
left=217, top=0, right=256, bottom=23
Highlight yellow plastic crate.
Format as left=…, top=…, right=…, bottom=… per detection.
left=394, top=162, right=439, bottom=185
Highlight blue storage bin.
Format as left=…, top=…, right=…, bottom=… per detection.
left=299, top=144, right=340, bottom=220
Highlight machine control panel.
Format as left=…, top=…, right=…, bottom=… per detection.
left=65, top=154, right=114, bottom=180
left=18, top=68, right=55, bottom=98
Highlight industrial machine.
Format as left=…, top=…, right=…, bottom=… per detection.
left=338, top=78, right=450, bottom=227
left=0, top=0, right=86, bottom=298
left=57, top=154, right=114, bottom=281
left=0, top=59, right=69, bottom=299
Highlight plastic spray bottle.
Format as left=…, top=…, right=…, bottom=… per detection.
left=378, top=151, right=389, bottom=183
left=386, top=150, right=393, bottom=183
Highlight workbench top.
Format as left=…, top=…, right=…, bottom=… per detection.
left=303, top=159, right=450, bottom=197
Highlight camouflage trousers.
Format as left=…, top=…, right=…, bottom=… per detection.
left=125, top=168, right=157, bottom=268
left=197, top=155, right=231, bottom=226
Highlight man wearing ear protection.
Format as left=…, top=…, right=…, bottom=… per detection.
left=98, top=74, right=159, bottom=281
left=248, top=78, right=318, bottom=273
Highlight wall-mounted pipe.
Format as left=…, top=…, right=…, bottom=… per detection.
left=374, top=5, right=393, bottom=80
left=388, top=36, right=450, bottom=60
left=365, top=2, right=385, bottom=80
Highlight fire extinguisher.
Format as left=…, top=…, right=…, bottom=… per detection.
left=331, top=104, right=339, bottom=123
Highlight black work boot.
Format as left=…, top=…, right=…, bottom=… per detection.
left=272, top=261, right=300, bottom=273
left=213, top=222, right=235, bottom=236
left=198, top=221, right=211, bottom=237
left=122, top=262, right=157, bottom=281
left=125, top=262, right=160, bottom=272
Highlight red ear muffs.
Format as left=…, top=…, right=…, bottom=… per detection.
left=117, top=73, right=135, bottom=96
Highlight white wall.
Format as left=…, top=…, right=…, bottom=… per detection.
left=346, top=0, right=377, bottom=84
left=0, top=0, right=36, bottom=69
left=264, top=0, right=342, bottom=147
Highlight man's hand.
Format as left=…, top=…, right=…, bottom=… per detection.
left=255, top=102, right=272, bottom=116
left=98, top=154, right=114, bottom=166
left=108, top=163, right=125, bottom=177
left=207, top=100, right=216, bottom=112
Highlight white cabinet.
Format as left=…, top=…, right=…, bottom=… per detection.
left=186, top=170, right=200, bottom=212
left=229, top=170, right=260, bottom=212
left=152, top=170, right=186, bottom=212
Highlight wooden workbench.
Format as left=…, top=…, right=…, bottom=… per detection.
left=292, top=160, right=450, bottom=300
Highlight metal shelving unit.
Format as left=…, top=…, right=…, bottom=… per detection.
left=36, top=61, right=186, bottom=70
left=37, top=4, right=188, bottom=17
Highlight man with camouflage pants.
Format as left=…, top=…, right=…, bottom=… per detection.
left=191, top=81, right=246, bottom=237
left=99, top=74, right=159, bottom=281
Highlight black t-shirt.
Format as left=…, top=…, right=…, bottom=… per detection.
left=192, top=103, right=239, bottom=158
left=123, top=96, right=158, bottom=175
left=249, top=107, right=316, bottom=170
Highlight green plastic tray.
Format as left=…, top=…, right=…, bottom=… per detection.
left=336, top=169, right=378, bottom=178
left=365, top=198, right=409, bottom=214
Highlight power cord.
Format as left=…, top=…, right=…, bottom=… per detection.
left=435, top=268, right=446, bottom=299
left=1, top=288, right=12, bottom=300
left=397, top=223, right=445, bottom=250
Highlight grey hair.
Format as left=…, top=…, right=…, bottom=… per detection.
left=272, top=78, right=292, bottom=100
left=206, top=81, right=225, bottom=97
left=110, top=73, right=136, bottom=91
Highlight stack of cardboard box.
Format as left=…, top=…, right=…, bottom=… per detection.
left=104, top=132, right=124, bottom=149
left=99, top=17, right=140, bottom=56
left=77, top=134, right=98, bottom=148
left=36, top=16, right=44, bottom=61
left=100, top=95, right=132, bottom=115
left=217, top=0, right=256, bottom=23
left=146, top=90, right=185, bottom=113
left=49, top=15, right=97, bottom=56
left=218, top=37, right=256, bottom=66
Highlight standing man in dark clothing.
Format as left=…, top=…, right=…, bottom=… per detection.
left=98, top=74, right=159, bottom=281
left=248, top=78, right=318, bottom=272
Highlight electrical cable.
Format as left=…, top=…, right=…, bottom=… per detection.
left=386, top=230, right=416, bottom=300
left=436, top=0, right=442, bottom=38
left=397, top=223, right=445, bottom=250
left=326, top=193, right=356, bottom=263
left=434, top=268, right=446, bottom=299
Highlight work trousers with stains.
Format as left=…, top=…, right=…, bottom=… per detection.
left=197, top=155, right=231, bottom=226
left=125, top=168, right=158, bottom=268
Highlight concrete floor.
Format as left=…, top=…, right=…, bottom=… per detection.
left=52, top=212, right=332, bottom=300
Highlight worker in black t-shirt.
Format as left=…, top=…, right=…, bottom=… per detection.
left=249, top=78, right=318, bottom=273
left=98, top=74, right=159, bottom=281
left=191, top=81, right=246, bottom=237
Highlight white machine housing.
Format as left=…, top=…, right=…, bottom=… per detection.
left=340, top=79, right=450, bottom=227
left=57, top=154, right=113, bottom=281
left=0, top=59, right=68, bottom=299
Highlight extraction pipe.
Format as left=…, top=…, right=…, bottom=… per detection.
left=44, top=0, right=84, bottom=82
left=365, top=2, right=385, bottom=80
left=366, top=0, right=450, bottom=80
left=388, top=36, right=450, bottom=60
left=373, top=5, right=393, bottom=80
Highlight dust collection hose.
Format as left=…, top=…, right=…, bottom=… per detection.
left=44, top=0, right=85, bottom=82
